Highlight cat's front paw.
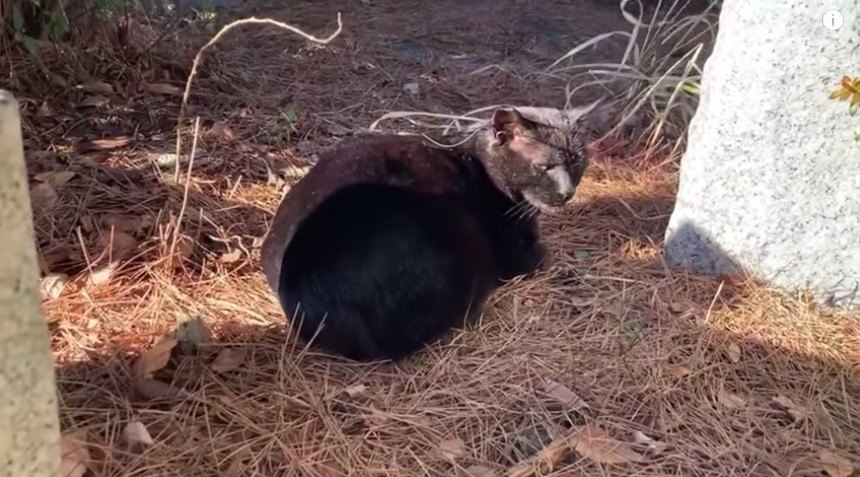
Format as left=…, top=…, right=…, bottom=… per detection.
left=530, top=242, right=551, bottom=272
left=500, top=241, right=549, bottom=279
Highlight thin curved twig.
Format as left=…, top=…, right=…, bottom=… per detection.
left=173, top=14, right=344, bottom=180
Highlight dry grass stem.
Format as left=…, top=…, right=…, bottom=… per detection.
left=174, top=13, right=344, bottom=179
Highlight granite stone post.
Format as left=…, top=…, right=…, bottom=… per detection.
left=0, top=90, right=61, bottom=476
left=665, top=1, right=860, bottom=307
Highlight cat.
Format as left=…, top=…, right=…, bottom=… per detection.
left=260, top=102, right=603, bottom=360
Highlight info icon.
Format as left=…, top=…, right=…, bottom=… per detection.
left=823, top=9, right=844, bottom=31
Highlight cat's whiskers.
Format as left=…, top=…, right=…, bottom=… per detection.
left=505, top=200, right=529, bottom=219
left=515, top=202, right=538, bottom=221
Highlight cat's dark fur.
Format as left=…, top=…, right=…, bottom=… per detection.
left=261, top=103, right=600, bottom=360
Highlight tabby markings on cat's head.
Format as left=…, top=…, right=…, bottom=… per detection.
left=482, top=102, right=601, bottom=213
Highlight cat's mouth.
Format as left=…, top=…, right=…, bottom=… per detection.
left=522, top=191, right=564, bottom=215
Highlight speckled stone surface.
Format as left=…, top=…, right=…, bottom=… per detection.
left=665, top=0, right=860, bottom=308
left=0, top=90, right=61, bottom=476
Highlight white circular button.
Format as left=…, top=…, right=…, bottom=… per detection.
left=823, top=9, right=844, bottom=31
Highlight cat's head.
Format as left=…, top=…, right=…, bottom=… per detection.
left=481, top=102, right=606, bottom=213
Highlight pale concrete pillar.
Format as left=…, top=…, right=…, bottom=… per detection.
left=665, top=1, right=860, bottom=307
left=0, top=90, right=61, bottom=476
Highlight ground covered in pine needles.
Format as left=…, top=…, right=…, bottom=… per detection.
left=5, top=0, right=859, bottom=475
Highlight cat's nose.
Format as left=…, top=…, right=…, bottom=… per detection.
left=547, top=168, right=574, bottom=199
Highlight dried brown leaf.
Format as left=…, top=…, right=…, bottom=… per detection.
left=309, top=460, right=347, bottom=477
left=40, top=273, right=69, bottom=300
left=211, top=348, right=247, bottom=374
left=34, top=170, right=76, bottom=187
left=133, top=377, right=180, bottom=400
left=769, top=451, right=822, bottom=477
left=60, top=431, right=90, bottom=477
left=36, top=102, right=52, bottom=117
left=344, top=383, right=367, bottom=398
left=51, top=73, right=69, bottom=88
left=820, top=450, right=854, bottom=477
left=76, top=136, right=130, bottom=153
left=438, top=438, right=465, bottom=460
left=506, top=464, right=531, bottom=477
left=100, top=229, right=139, bottom=260
left=467, top=465, right=499, bottom=477
left=631, top=431, right=667, bottom=454
left=569, top=425, right=645, bottom=464
left=665, top=363, right=692, bottom=379
left=266, top=166, right=285, bottom=188
left=362, top=409, right=392, bottom=428
left=210, top=121, right=235, bottom=141
left=88, top=261, right=119, bottom=286
left=772, top=395, right=809, bottom=421
left=173, top=235, right=195, bottom=264
left=77, top=81, right=114, bottom=94
left=219, top=249, right=243, bottom=264
left=220, top=456, right=246, bottom=477
left=726, top=342, right=742, bottom=363
left=284, top=165, right=312, bottom=178
left=506, top=432, right=572, bottom=477
left=568, top=296, right=593, bottom=307
left=133, top=335, right=177, bottom=378
left=103, top=214, right=145, bottom=233
left=123, top=420, right=154, bottom=447
left=718, top=390, right=747, bottom=410
left=543, top=379, right=588, bottom=411
left=29, top=183, right=58, bottom=211
left=79, top=95, right=110, bottom=108
left=96, top=165, right=146, bottom=185
left=142, top=82, right=183, bottom=96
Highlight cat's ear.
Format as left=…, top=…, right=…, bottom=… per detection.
left=492, top=108, right=530, bottom=144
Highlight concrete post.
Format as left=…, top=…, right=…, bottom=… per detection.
left=0, top=90, right=61, bottom=477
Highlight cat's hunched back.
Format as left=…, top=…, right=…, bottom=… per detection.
left=262, top=103, right=602, bottom=360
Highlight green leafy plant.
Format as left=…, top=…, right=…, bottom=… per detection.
left=828, top=76, right=860, bottom=140
left=11, top=2, right=40, bottom=58
left=277, top=107, right=298, bottom=141
left=829, top=76, right=860, bottom=114
left=6, top=0, right=70, bottom=60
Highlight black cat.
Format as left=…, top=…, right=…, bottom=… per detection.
left=261, top=103, right=601, bottom=360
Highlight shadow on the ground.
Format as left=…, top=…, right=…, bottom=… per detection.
left=50, top=187, right=860, bottom=477
left=29, top=157, right=274, bottom=281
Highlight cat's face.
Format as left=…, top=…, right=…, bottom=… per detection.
left=485, top=106, right=595, bottom=213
